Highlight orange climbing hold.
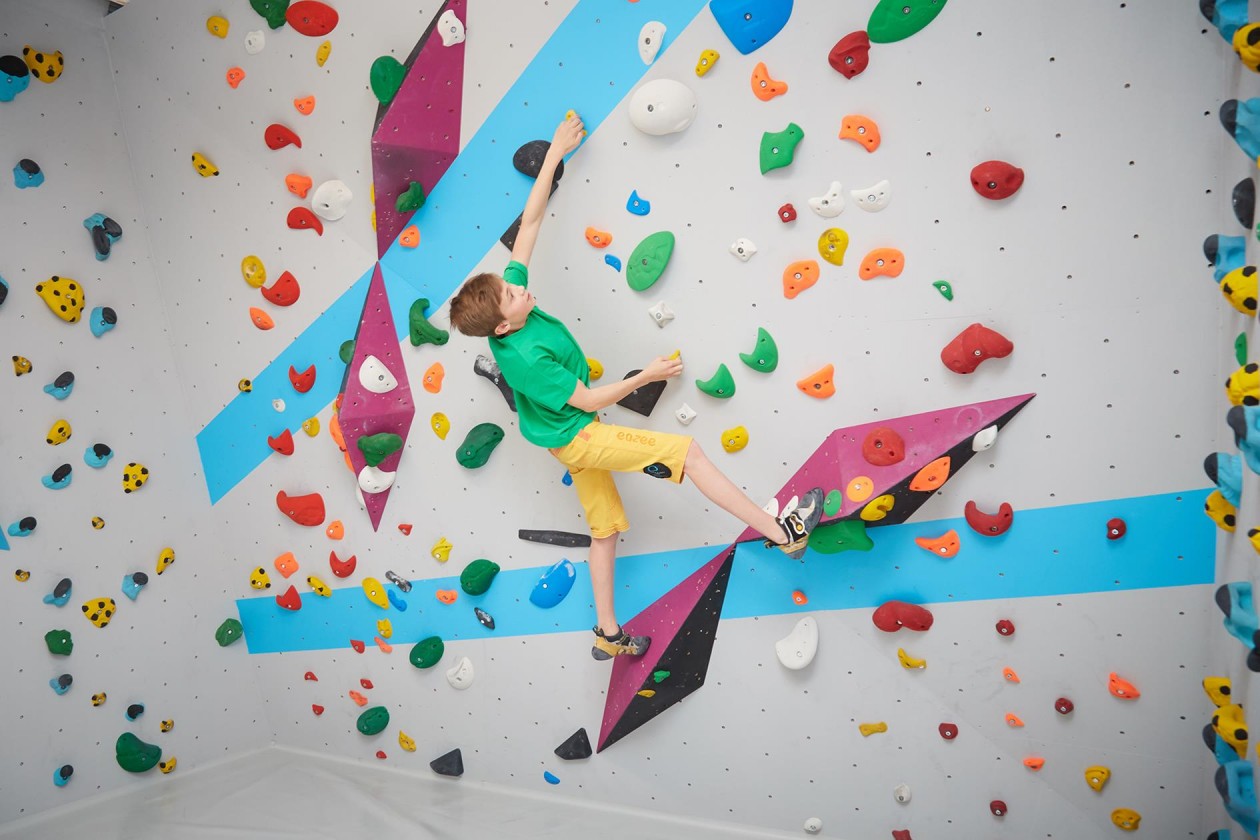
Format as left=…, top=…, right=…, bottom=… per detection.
left=750, top=61, right=788, bottom=101
left=796, top=363, right=835, bottom=398
left=285, top=173, right=313, bottom=198
left=914, top=530, right=960, bottom=558
left=374, top=636, right=393, bottom=653
left=792, top=590, right=808, bottom=605
left=436, top=589, right=459, bottom=604
left=226, top=67, right=245, bottom=88
left=1023, top=756, right=1045, bottom=771
left=423, top=362, right=444, bottom=394
left=325, top=520, right=344, bottom=540
left=1005, top=713, right=1024, bottom=727
left=909, top=456, right=950, bottom=492
left=584, top=227, right=613, bottom=248
left=293, top=95, right=316, bottom=115
left=329, top=411, right=346, bottom=451
left=1108, top=672, right=1141, bottom=699
left=399, top=225, right=419, bottom=248
left=348, top=690, right=368, bottom=706
left=782, top=260, right=820, bottom=299
left=249, top=307, right=275, bottom=330
left=1003, top=667, right=1021, bottom=683
left=858, top=248, right=904, bottom=280
left=838, top=114, right=881, bottom=152
left=274, top=551, right=299, bottom=578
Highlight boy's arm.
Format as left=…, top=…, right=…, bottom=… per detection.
left=567, top=355, right=683, bottom=413
left=510, top=115, right=585, bottom=268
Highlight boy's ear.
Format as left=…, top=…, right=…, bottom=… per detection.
left=493, top=319, right=510, bottom=336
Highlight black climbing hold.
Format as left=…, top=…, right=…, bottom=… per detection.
left=518, top=529, right=592, bottom=548
left=1205, top=234, right=1221, bottom=264
left=100, top=307, right=117, bottom=326
left=1235, top=178, right=1255, bottom=229
left=474, top=607, right=495, bottom=630
left=1201, top=0, right=1218, bottom=23
left=1205, top=721, right=1222, bottom=752
left=554, top=727, right=593, bottom=760
left=1228, top=405, right=1248, bottom=446
left=0, top=281, right=7, bottom=308
left=126, top=703, right=145, bottom=721
left=430, top=747, right=464, bottom=777
left=51, top=464, right=72, bottom=483
left=93, top=443, right=112, bottom=459
left=19, top=516, right=36, bottom=532
left=1222, top=100, right=1240, bottom=137
left=512, top=140, right=565, bottom=183
left=53, top=577, right=71, bottom=599
left=53, top=371, right=74, bottom=389
left=615, top=370, right=666, bottom=417
left=501, top=182, right=558, bottom=250
left=56, top=674, right=73, bottom=690
left=131, top=572, right=148, bottom=586
left=18, top=158, right=40, bottom=176
left=0, top=55, right=28, bottom=79
left=473, top=355, right=516, bottom=412
left=57, top=764, right=73, bottom=781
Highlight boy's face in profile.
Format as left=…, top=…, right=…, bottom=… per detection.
left=495, top=276, right=535, bottom=334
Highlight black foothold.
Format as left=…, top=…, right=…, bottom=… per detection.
left=1235, top=178, right=1256, bottom=229
left=53, top=577, right=71, bottom=598
left=131, top=572, right=148, bottom=586
left=474, top=607, right=495, bottom=630
left=56, top=674, right=73, bottom=689
left=51, top=464, right=72, bottom=483
left=429, top=748, right=464, bottom=777
left=473, top=355, right=516, bottom=412
left=615, top=370, right=666, bottom=416
left=554, top=727, right=593, bottom=760
left=518, top=529, right=593, bottom=548
left=127, top=703, right=145, bottom=721
left=53, top=371, right=74, bottom=389
left=1222, top=99, right=1240, bottom=136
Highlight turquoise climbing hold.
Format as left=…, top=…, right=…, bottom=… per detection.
left=709, top=0, right=793, bottom=55
left=89, top=307, right=117, bottom=338
left=626, top=190, right=651, bottom=216
left=868, top=0, right=949, bottom=44
left=529, top=559, right=575, bottom=608
left=604, top=254, right=622, bottom=272
left=626, top=232, right=675, bottom=292
left=562, top=470, right=573, bottom=486
left=1222, top=99, right=1260, bottom=162
left=738, top=327, right=778, bottom=373
left=696, top=363, right=736, bottom=399
left=1203, top=0, right=1248, bottom=42
left=760, top=123, right=803, bottom=174
left=1207, top=234, right=1247, bottom=283
left=41, top=464, right=72, bottom=490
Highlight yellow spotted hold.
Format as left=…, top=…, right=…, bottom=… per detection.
left=316, top=40, right=331, bottom=67
left=398, top=730, right=416, bottom=752
left=46, top=419, right=72, bottom=445
left=191, top=151, right=219, bottom=178
left=155, top=547, right=175, bottom=575
left=307, top=575, right=332, bottom=597
left=249, top=567, right=271, bottom=590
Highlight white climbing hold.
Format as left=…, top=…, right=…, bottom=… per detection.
left=272, top=398, right=285, bottom=413
left=358, top=465, right=396, bottom=495
left=311, top=180, right=352, bottom=221
left=808, top=181, right=845, bottom=218
left=648, top=300, right=675, bottom=328
left=774, top=616, right=818, bottom=670
left=628, top=78, right=697, bottom=136
left=729, top=238, right=758, bottom=262
left=639, top=21, right=666, bottom=65
left=851, top=179, right=891, bottom=212
left=675, top=402, right=697, bottom=425
left=445, top=655, right=474, bottom=689
left=803, top=817, right=823, bottom=835
left=972, top=424, right=998, bottom=452
left=244, top=29, right=265, bottom=55
left=894, top=783, right=912, bottom=804
left=358, top=355, right=398, bottom=394
left=437, top=9, right=465, bottom=46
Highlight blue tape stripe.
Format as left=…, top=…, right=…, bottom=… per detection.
left=237, top=489, right=1215, bottom=654
left=196, top=0, right=710, bottom=502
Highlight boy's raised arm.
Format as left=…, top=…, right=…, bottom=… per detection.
left=510, top=114, right=585, bottom=268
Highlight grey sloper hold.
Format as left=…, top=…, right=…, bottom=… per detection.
left=518, top=529, right=592, bottom=548
left=554, top=728, right=592, bottom=760
left=512, top=140, right=565, bottom=183
left=474, top=355, right=516, bottom=412
left=615, top=370, right=665, bottom=417
left=430, top=748, right=463, bottom=777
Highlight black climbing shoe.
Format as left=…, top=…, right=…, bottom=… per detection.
left=766, top=487, right=825, bottom=560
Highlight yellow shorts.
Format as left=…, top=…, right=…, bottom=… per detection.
left=549, top=420, right=693, bottom=538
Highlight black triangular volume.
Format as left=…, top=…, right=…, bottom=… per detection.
left=615, top=370, right=666, bottom=417
left=554, top=728, right=592, bottom=760
left=597, top=547, right=736, bottom=752
left=430, top=748, right=463, bottom=777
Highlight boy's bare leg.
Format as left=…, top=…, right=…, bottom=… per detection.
left=589, top=534, right=620, bottom=634
left=683, top=441, right=788, bottom=544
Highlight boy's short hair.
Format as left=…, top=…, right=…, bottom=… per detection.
left=449, top=272, right=505, bottom=338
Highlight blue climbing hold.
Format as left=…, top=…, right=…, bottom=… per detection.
left=1206, top=452, right=1243, bottom=506
left=561, top=470, right=573, bottom=486
left=1216, top=582, right=1260, bottom=646
left=43, top=371, right=74, bottom=400
left=387, top=588, right=408, bottom=611
left=83, top=213, right=122, bottom=262
left=1219, top=760, right=1259, bottom=837
left=709, top=0, right=793, bottom=55
left=1202, top=0, right=1249, bottom=42
left=50, top=674, right=72, bottom=695
left=7, top=517, right=35, bottom=537
left=1207, top=234, right=1248, bottom=283
left=529, top=558, right=576, bottom=609
left=43, top=577, right=72, bottom=607
left=604, top=254, right=622, bottom=272
left=1227, top=405, right=1260, bottom=474
left=13, top=158, right=42, bottom=188
left=626, top=190, right=651, bottom=216
left=0, top=524, right=8, bottom=551
left=0, top=55, right=30, bottom=102
left=52, top=765, right=73, bottom=787
left=121, top=572, right=147, bottom=601
left=89, top=306, right=117, bottom=338
left=1222, top=99, right=1260, bottom=162
left=0, top=274, right=8, bottom=308
left=41, top=464, right=73, bottom=490
left=84, top=443, right=113, bottom=469
left=543, top=770, right=560, bottom=785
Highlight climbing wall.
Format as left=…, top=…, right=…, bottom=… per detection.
left=0, top=0, right=1243, bottom=836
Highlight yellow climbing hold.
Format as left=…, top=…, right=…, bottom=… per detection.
left=159, top=757, right=177, bottom=774
left=307, top=575, right=332, bottom=597
left=1110, top=809, right=1141, bottom=832
left=431, top=412, right=450, bottom=440
left=156, top=547, right=175, bottom=575
left=238, top=378, right=252, bottom=393
left=398, top=730, right=416, bottom=752
left=721, top=425, right=749, bottom=453
left=859, top=494, right=894, bottom=521
left=46, top=419, right=72, bottom=445
left=859, top=722, right=887, bottom=737
left=206, top=15, right=229, bottom=38
left=302, top=417, right=320, bottom=437
left=12, top=356, right=32, bottom=376
left=241, top=255, right=266, bottom=288
left=36, top=275, right=85, bottom=323
left=587, top=357, right=604, bottom=380
left=897, top=648, right=926, bottom=669
left=431, top=537, right=453, bottom=563
left=1084, top=765, right=1111, bottom=792
left=249, top=567, right=271, bottom=590
left=817, top=228, right=849, bottom=266
left=695, top=48, right=720, bottom=76
left=316, top=40, right=331, bottom=67
left=362, top=577, right=389, bottom=608
left=377, top=619, right=393, bottom=639
left=160, top=719, right=174, bottom=732
left=637, top=689, right=656, bottom=698
left=191, top=151, right=219, bottom=177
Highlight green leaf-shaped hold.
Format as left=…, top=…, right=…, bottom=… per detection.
left=356, top=705, right=390, bottom=736
left=409, top=636, right=445, bottom=669
left=45, top=629, right=73, bottom=655
left=1238, top=332, right=1249, bottom=367
left=738, top=327, right=778, bottom=373
left=409, top=298, right=450, bottom=347
left=339, top=339, right=355, bottom=365
left=760, top=123, right=804, bottom=174
left=396, top=181, right=426, bottom=214
left=808, top=519, right=874, bottom=555
left=250, top=0, right=290, bottom=29
left=116, top=732, right=162, bottom=773
left=823, top=489, right=843, bottom=517
left=357, top=432, right=403, bottom=467
left=215, top=618, right=244, bottom=647
left=932, top=280, right=954, bottom=301
left=456, top=423, right=504, bottom=469
left=626, top=231, right=675, bottom=292
left=867, top=0, right=949, bottom=44
left=370, top=55, right=406, bottom=105
left=696, top=363, right=736, bottom=399
left=460, top=558, right=500, bottom=595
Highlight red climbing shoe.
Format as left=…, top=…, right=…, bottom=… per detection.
left=591, top=626, right=650, bottom=661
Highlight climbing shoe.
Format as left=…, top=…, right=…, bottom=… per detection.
left=767, top=487, right=825, bottom=560
left=591, top=626, right=651, bottom=661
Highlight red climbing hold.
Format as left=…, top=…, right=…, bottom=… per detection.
left=287, top=207, right=324, bottom=235
left=940, top=323, right=1013, bottom=374
left=1055, top=697, right=1074, bottom=714
left=828, top=31, right=871, bottom=79
left=777, top=203, right=797, bottom=223
left=964, top=500, right=1014, bottom=536
left=312, top=704, right=324, bottom=715
left=872, top=601, right=934, bottom=632
left=938, top=722, right=958, bottom=740
left=304, top=671, right=318, bottom=681
left=276, top=490, right=326, bottom=526
left=360, top=678, right=374, bottom=689
left=892, top=831, right=912, bottom=840
left=285, top=1, right=339, bottom=36
left=288, top=364, right=316, bottom=394
left=329, top=551, right=357, bottom=578
left=261, top=270, right=301, bottom=307
left=349, top=639, right=365, bottom=653
left=398, top=523, right=413, bottom=536
left=970, top=160, right=1024, bottom=200
left=268, top=429, right=295, bottom=456
left=276, top=585, right=302, bottom=611
left=990, top=800, right=1007, bottom=816
left=265, top=123, right=302, bottom=150
left=375, top=750, right=387, bottom=759
left=995, top=619, right=1015, bottom=636
left=862, top=427, right=904, bottom=466
left=1106, top=517, right=1126, bottom=540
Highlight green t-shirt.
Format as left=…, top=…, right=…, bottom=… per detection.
left=489, top=261, right=596, bottom=448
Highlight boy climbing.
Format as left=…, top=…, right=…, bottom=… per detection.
left=448, top=114, right=823, bottom=662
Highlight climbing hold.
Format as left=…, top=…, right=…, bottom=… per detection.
left=12, top=160, right=42, bottom=194
left=626, top=231, right=676, bottom=291
left=0, top=54, right=31, bottom=103
left=639, top=20, right=666, bottom=64
left=989, top=800, right=1007, bottom=816
left=120, top=462, right=149, bottom=493
left=858, top=722, right=887, bottom=737
left=88, top=306, right=117, bottom=338
left=276, top=491, right=325, bottom=526
left=647, top=301, right=675, bottom=328
left=474, top=607, right=495, bottom=630
left=862, top=427, right=904, bottom=466
left=1205, top=676, right=1233, bottom=707
left=1003, top=667, right=1020, bottom=683
left=91, top=516, right=105, bottom=530
left=421, top=362, right=445, bottom=395
left=933, top=280, right=954, bottom=300
left=829, top=31, right=871, bottom=78
left=1005, top=713, right=1024, bottom=727
left=325, top=520, right=344, bottom=540
left=306, top=575, right=332, bottom=597
left=970, top=160, right=1024, bottom=200
left=796, top=364, right=835, bottom=398
left=627, top=79, right=697, bottom=136
left=1227, top=363, right=1260, bottom=406
left=782, top=259, right=821, bottom=299
left=1108, top=673, right=1140, bottom=699
left=53, top=764, right=73, bottom=786
left=915, top=530, right=960, bottom=558
left=121, top=572, right=147, bottom=601
left=350, top=639, right=366, bottom=653
left=893, top=783, right=912, bottom=803
left=791, top=590, right=808, bottom=606
left=301, top=418, right=319, bottom=437
left=518, top=530, right=592, bottom=549
left=357, top=432, right=402, bottom=467
left=964, top=501, right=1014, bottom=536
left=225, top=67, right=245, bottom=88
left=396, top=181, right=426, bottom=214
left=311, top=704, right=324, bottom=716
left=348, top=690, right=369, bottom=706
left=287, top=207, right=323, bottom=235
left=530, top=559, right=576, bottom=607
left=116, top=732, right=161, bottom=773
left=430, top=748, right=463, bottom=777
left=709, top=0, right=792, bottom=54
left=807, top=518, right=874, bottom=554
left=1221, top=265, right=1258, bottom=315
left=356, top=706, right=390, bottom=736
left=720, top=425, right=749, bottom=453
left=409, top=636, right=445, bottom=669
left=473, top=355, right=516, bottom=409
left=585, top=227, right=613, bottom=248
left=377, top=617, right=394, bottom=638
left=275, top=585, right=301, bottom=611
left=1205, top=489, right=1238, bottom=532
left=41, top=464, right=73, bottom=491
left=750, top=61, right=788, bottom=100
left=1240, top=332, right=1251, bottom=366
left=362, top=577, right=390, bottom=609
left=431, top=537, right=453, bottom=563
left=15, top=570, right=30, bottom=582
left=851, top=179, right=892, bottom=211
left=46, top=419, right=72, bottom=446
left=1054, top=697, right=1074, bottom=714
left=760, top=123, right=804, bottom=174
left=35, top=275, right=85, bottom=323
left=370, top=55, right=406, bottom=104
left=897, top=648, right=926, bottom=669
left=586, top=358, right=604, bottom=380
left=23, top=46, right=63, bottom=82
left=675, top=403, right=698, bottom=425
left=941, top=323, right=1013, bottom=374
left=311, top=180, right=352, bottom=221
left=435, top=589, right=458, bottom=605
left=696, top=363, right=736, bottom=399
left=267, top=429, right=294, bottom=456
left=460, top=558, right=500, bottom=596
left=44, top=578, right=72, bottom=607
left=158, top=757, right=177, bottom=774
left=265, top=124, right=302, bottom=151
left=285, top=173, right=312, bottom=198
left=626, top=190, right=651, bottom=215
left=872, top=601, right=934, bottom=632
left=8, top=516, right=37, bottom=537
left=1111, top=809, right=1141, bottom=832
left=456, top=423, right=505, bottom=469
left=240, top=256, right=267, bottom=289
left=939, top=723, right=958, bottom=740
left=695, top=48, right=720, bottom=76
left=839, top=115, right=880, bottom=153
left=398, top=731, right=417, bottom=752
left=328, top=551, right=357, bottom=578
left=215, top=618, right=243, bottom=647
left=249, top=567, right=272, bottom=590
left=273, top=553, right=298, bottom=578
left=859, top=248, right=904, bottom=280
left=867, top=0, right=949, bottom=43
left=817, top=228, right=849, bottom=266
left=446, top=655, right=475, bottom=689
left=738, top=327, right=778, bottom=373
left=603, top=254, right=621, bottom=272
left=285, top=1, right=338, bottom=36
left=125, top=704, right=144, bottom=723
left=315, top=39, right=331, bottom=65
left=1085, top=765, right=1111, bottom=792
left=1214, top=703, right=1249, bottom=758
left=860, top=495, right=894, bottom=521
left=83, top=213, right=122, bottom=261
left=206, top=15, right=230, bottom=37
left=996, top=619, right=1015, bottom=636
left=409, top=298, right=449, bottom=347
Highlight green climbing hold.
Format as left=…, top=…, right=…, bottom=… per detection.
left=45, top=629, right=73, bottom=656
left=250, top=0, right=290, bottom=29
left=115, top=732, right=162, bottom=773
left=215, top=618, right=244, bottom=647
left=823, top=489, right=843, bottom=517
left=1238, top=332, right=1249, bottom=367
left=759, top=122, right=804, bottom=175
left=456, top=423, right=504, bottom=469
left=738, top=327, right=778, bottom=373
left=460, top=558, right=500, bottom=595
left=356, top=705, right=390, bottom=736
left=357, top=432, right=403, bottom=467
left=396, top=182, right=426, bottom=215
left=868, top=0, right=949, bottom=44
left=808, top=519, right=874, bottom=555
left=409, top=298, right=450, bottom=347
left=626, top=231, right=676, bottom=292
left=370, top=55, right=406, bottom=105
left=339, top=339, right=355, bottom=365
left=696, top=363, right=736, bottom=399
left=652, top=670, right=671, bottom=684
left=932, top=280, right=954, bottom=301
left=409, top=636, right=445, bottom=669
